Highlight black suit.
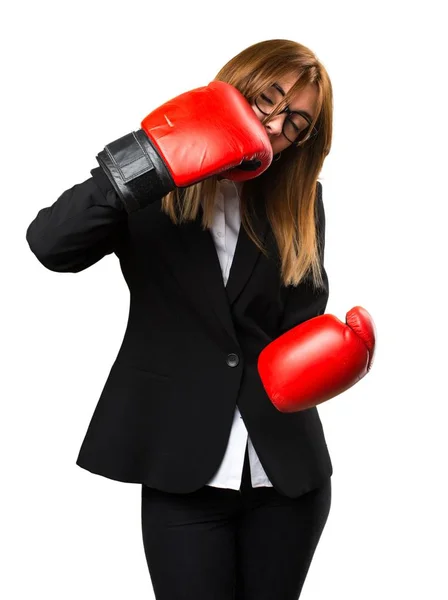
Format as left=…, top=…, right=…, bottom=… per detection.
left=26, top=167, right=333, bottom=498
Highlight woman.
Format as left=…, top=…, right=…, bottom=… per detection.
left=26, top=39, right=334, bottom=599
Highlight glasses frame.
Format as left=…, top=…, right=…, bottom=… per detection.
left=254, top=89, right=319, bottom=146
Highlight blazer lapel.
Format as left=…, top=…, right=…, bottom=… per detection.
left=158, top=190, right=270, bottom=345
left=225, top=195, right=270, bottom=306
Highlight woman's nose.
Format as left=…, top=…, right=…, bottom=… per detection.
left=265, top=113, right=285, bottom=136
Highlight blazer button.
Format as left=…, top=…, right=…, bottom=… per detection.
left=226, top=353, right=239, bottom=367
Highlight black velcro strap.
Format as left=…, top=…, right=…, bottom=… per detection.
left=96, top=130, right=174, bottom=213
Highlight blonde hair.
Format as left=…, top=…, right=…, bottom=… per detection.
left=161, top=39, right=333, bottom=289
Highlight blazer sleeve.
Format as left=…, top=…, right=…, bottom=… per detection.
left=277, top=181, right=329, bottom=335
left=25, top=167, right=130, bottom=273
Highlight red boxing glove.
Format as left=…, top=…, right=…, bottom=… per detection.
left=141, top=80, right=273, bottom=184
left=258, top=306, right=376, bottom=413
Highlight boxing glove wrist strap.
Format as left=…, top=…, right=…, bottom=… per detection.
left=96, top=129, right=175, bottom=213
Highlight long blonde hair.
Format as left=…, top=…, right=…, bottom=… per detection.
left=161, top=39, right=333, bottom=290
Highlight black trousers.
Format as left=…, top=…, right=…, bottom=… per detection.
left=141, top=444, right=331, bottom=600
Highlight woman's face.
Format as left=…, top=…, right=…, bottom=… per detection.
left=251, top=74, right=319, bottom=156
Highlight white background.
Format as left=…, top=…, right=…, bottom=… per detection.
left=3, top=0, right=447, bottom=598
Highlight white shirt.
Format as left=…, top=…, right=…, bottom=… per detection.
left=203, top=178, right=274, bottom=490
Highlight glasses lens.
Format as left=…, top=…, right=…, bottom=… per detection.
left=283, top=115, right=313, bottom=143
left=255, top=85, right=283, bottom=114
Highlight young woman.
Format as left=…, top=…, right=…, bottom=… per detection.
left=26, top=39, right=334, bottom=599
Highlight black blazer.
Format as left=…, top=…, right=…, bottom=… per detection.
left=26, top=166, right=333, bottom=498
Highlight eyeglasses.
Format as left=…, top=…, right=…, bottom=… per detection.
left=254, top=84, right=319, bottom=146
